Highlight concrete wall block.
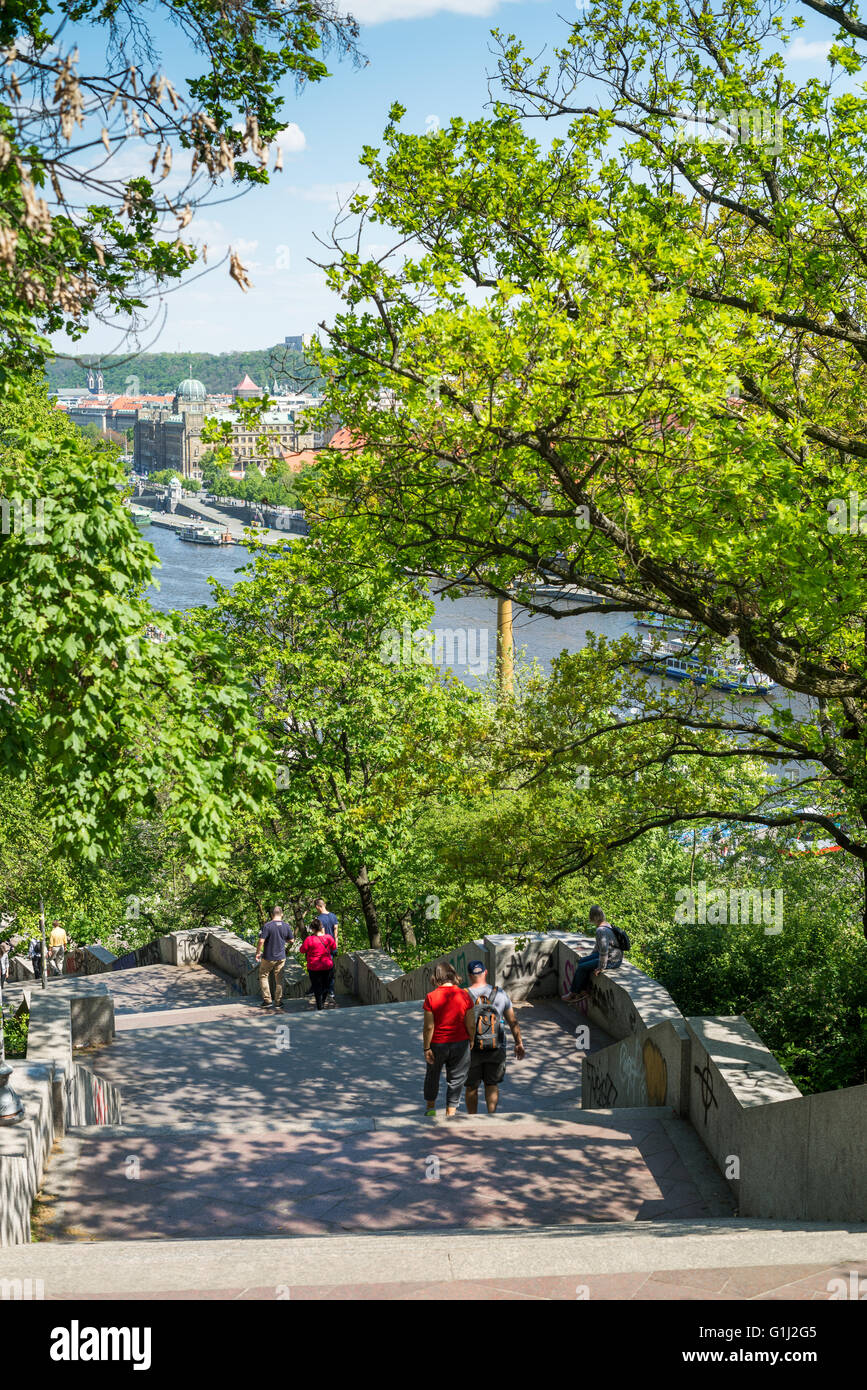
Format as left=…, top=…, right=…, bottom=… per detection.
left=0, top=1066, right=55, bottom=1245
left=334, top=952, right=358, bottom=997
left=24, top=995, right=74, bottom=1073
left=164, top=930, right=209, bottom=965
left=133, top=939, right=162, bottom=969
left=8, top=955, right=34, bottom=983
left=388, top=941, right=487, bottom=1003
left=65, top=1064, right=123, bottom=1129
left=281, top=959, right=309, bottom=999
left=352, top=950, right=405, bottom=1006
left=204, top=928, right=257, bottom=990
left=0, top=1150, right=31, bottom=1246
left=482, top=934, right=560, bottom=1001
left=81, top=945, right=118, bottom=975
left=68, top=993, right=115, bottom=1049
left=581, top=1023, right=683, bottom=1112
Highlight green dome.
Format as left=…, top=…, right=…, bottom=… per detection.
left=176, top=377, right=206, bottom=401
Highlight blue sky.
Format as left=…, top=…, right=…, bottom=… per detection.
left=53, top=0, right=836, bottom=366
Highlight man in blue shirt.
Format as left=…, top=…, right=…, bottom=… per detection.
left=255, top=906, right=294, bottom=1010
left=313, top=896, right=339, bottom=1007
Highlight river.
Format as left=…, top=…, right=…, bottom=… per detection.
left=142, top=520, right=632, bottom=677
left=141, top=520, right=805, bottom=740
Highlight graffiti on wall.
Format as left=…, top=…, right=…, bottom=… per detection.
left=175, top=932, right=208, bottom=964
left=618, top=1036, right=649, bottom=1107
left=694, top=1060, right=719, bottom=1125
left=587, top=1067, right=619, bottom=1108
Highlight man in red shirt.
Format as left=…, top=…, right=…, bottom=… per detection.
left=422, top=961, right=476, bottom=1117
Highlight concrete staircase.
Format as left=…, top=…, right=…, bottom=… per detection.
left=34, top=986, right=733, bottom=1246
left=7, top=961, right=865, bottom=1300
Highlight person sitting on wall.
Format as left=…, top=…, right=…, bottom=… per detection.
left=563, top=906, right=623, bottom=1002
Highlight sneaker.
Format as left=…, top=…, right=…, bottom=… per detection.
left=259, top=1001, right=273, bottom=1010
left=306, top=996, right=316, bottom=1009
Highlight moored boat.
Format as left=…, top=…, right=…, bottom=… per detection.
left=179, top=524, right=222, bottom=545
left=638, top=635, right=776, bottom=694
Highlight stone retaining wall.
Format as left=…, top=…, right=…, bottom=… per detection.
left=1, top=985, right=122, bottom=1246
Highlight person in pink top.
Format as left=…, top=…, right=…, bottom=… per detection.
left=299, top=916, right=338, bottom=1011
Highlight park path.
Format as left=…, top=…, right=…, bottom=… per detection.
left=33, top=971, right=733, bottom=1243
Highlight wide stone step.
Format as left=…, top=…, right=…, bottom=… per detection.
left=36, top=1108, right=732, bottom=1243
left=5, top=1222, right=865, bottom=1300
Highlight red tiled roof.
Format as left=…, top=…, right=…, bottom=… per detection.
left=280, top=447, right=319, bottom=472
left=234, top=373, right=260, bottom=391
left=328, top=427, right=363, bottom=450
left=108, top=395, right=173, bottom=410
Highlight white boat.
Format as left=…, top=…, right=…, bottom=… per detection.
left=179, top=525, right=222, bottom=545
left=639, top=635, right=776, bottom=694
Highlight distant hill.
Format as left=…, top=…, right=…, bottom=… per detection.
left=45, top=346, right=322, bottom=396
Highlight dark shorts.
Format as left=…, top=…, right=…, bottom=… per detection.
left=467, top=1046, right=507, bottom=1088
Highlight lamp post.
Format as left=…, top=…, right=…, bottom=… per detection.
left=39, top=895, right=47, bottom=990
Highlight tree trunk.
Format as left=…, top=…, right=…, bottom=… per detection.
left=398, top=908, right=417, bottom=948
left=355, top=868, right=381, bottom=949
left=290, top=897, right=307, bottom=938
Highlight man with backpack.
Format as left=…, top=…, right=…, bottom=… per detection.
left=464, top=961, right=525, bottom=1115
left=564, top=906, right=628, bottom=1002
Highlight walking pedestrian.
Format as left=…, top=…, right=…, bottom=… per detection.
left=422, top=962, right=475, bottom=1118
left=254, top=906, right=294, bottom=1010
left=464, top=961, right=525, bottom=1115
left=299, top=916, right=337, bottom=1011
left=27, top=936, right=42, bottom=982
left=313, top=897, right=339, bottom=1006
left=0, top=942, right=10, bottom=988
left=48, top=920, right=68, bottom=976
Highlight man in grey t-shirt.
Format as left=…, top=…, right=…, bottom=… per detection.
left=465, top=962, right=525, bottom=1114
left=564, top=905, right=623, bottom=1001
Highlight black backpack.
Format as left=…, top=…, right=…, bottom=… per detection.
left=473, top=985, right=505, bottom=1051
left=609, top=923, right=630, bottom=953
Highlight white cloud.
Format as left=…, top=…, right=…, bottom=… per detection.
left=274, top=123, right=307, bottom=154
left=787, top=36, right=833, bottom=61
left=349, top=0, right=534, bottom=20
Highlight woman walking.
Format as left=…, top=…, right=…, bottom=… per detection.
left=422, top=962, right=476, bottom=1118
left=299, top=916, right=338, bottom=1011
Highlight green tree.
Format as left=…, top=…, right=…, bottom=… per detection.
left=191, top=531, right=483, bottom=946
left=0, top=378, right=271, bottom=873
left=1, top=3, right=360, bottom=373
left=308, top=2, right=867, bottom=932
